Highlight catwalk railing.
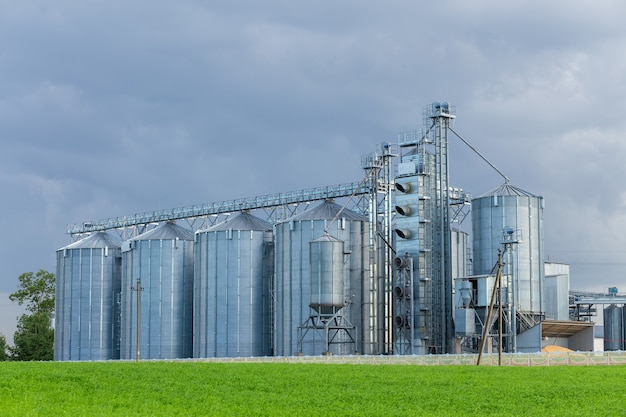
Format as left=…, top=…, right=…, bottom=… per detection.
left=67, top=182, right=368, bottom=235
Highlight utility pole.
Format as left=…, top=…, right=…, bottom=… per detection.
left=477, top=251, right=504, bottom=366
left=131, top=278, right=144, bottom=363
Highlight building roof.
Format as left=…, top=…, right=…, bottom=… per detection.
left=541, top=320, right=594, bottom=338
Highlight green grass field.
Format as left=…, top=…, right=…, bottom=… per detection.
left=1, top=361, right=624, bottom=416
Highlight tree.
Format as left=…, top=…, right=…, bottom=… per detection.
left=9, top=269, right=55, bottom=361
left=9, top=270, right=55, bottom=315
left=10, top=312, right=54, bottom=361
left=0, top=333, right=8, bottom=361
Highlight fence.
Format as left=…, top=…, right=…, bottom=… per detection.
left=191, top=351, right=626, bottom=366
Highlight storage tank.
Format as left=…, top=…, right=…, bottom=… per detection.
left=604, top=304, right=623, bottom=351
left=472, top=183, right=544, bottom=315
left=55, top=232, right=122, bottom=361
left=194, top=211, right=273, bottom=358
left=120, top=221, right=194, bottom=360
left=274, top=200, right=371, bottom=356
left=310, top=233, right=345, bottom=314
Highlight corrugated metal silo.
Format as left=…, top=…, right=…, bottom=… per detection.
left=310, top=234, right=345, bottom=314
left=274, top=200, right=370, bottom=356
left=604, top=304, right=623, bottom=351
left=194, top=211, right=273, bottom=358
left=55, top=232, right=122, bottom=361
left=120, top=221, right=194, bottom=360
left=471, top=183, right=544, bottom=315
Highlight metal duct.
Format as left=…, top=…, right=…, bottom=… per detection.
left=395, top=229, right=412, bottom=239
left=395, top=205, right=412, bottom=216
left=395, top=182, right=412, bottom=193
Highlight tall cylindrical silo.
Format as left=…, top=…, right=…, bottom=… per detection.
left=194, top=211, right=273, bottom=358
left=604, top=305, right=623, bottom=351
left=120, top=221, right=194, bottom=360
left=623, top=306, right=626, bottom=351
left=274, top=200, right=370, bottom=356
left=309, top=233, right=345, bottom=315
left=55, top=232, right=122, bottom=361
left=471, top=183, right=544, bottom=315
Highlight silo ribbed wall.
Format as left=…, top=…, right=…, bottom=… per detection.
left=194, top=212, right=273, bottom=358
left=120, top=222, right=194, bottom=360
left=472, top=190, right=544, bottom=314
left=54, top=232, right=122, bottom=361
left=273, top=201, right=370, bottom=356
left=604, top=305, right=623, bottom=351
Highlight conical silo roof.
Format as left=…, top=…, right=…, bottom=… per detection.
left=58, top=231, right=121, bottom=250
left=287, top=200, right=365, bottom=222
left=132, top=221, right=194, bottom=241
left=310, top=233, right=344, bottom=243
left=478, top=182, right=540, bottom=198
left=202, top=211, right=271, bottom=232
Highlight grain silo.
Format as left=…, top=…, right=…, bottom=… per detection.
left=55, top=232, right=122, bottom=361
left=194, top=211, right=273, bottom=358
left=472, top=183, right=544, bottom=318
left=604, top=304, right=623, bottom=351
left=273, top=200, right=372, bottom=356
left=120, top=221, right=194, bottom=360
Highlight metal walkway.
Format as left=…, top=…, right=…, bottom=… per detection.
left=67, top=182, right=369, bottom=236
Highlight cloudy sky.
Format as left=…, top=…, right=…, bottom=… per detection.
left=1, top=0, right=626, bottom=340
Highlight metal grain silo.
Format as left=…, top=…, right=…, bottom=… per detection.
left=274, top=200, right=371, bottom=356
left=309, top=234, right=345, bottom=314
left=120, top=221, right=194, bottom=360
left=194, top=211, right=273, bottom=358
left=55, top=232, right=122, bottom=361
left=604, top=304, right=623, bottom=351
left=471, top=183, right=544, bottom=316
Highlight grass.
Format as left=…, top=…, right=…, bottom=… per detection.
left=0, top=361, right=624, bottom=416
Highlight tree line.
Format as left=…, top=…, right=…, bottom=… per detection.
left=0, top=269, right=55, bottom=361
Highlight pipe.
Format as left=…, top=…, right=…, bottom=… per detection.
left=395, top=205, right=412, bottom=216
left=394, top=229, right=412, bottom=239
left=395, top=182, right=412, bottom=193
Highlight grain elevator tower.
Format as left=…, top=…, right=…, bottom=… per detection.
left=393, top=102, right=455, bottom=354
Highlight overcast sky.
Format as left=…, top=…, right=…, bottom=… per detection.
left=1, top=1, right=626, bottom=340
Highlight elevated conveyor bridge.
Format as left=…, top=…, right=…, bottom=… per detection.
left=67, top=182, right=370, bottom=240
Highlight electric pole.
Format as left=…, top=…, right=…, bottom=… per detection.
left=131, top=278, right=144, bottom=363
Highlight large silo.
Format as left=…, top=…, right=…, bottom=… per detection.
left=55, top=232, right=122, bottom=361
left=274, top=200, right=371, bottom=356
left=120, top=221, right=194, bottom=360
left=472, top=183, right=544, bottom=317
left=194, top=211, right=273, bottom=358
left=604, top=304, right=623, bottom=351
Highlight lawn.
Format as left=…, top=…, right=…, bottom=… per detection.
left=0, top=361, right=624, bottom=416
